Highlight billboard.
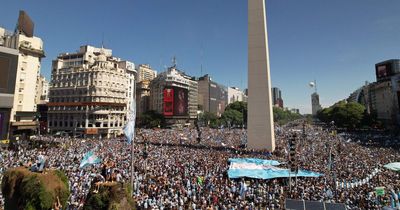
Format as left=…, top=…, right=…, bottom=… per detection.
left=173, top=87, right=188, bottom=116
left=163, top=87, right=188, bottom=116
left=17, top=11, right=34, bottom=37
left=85, top=128, right=98, bottom=135
left=163, top=88, right=174, bottom=116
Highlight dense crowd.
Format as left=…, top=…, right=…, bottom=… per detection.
left=0, top=123, right=399, bottom=209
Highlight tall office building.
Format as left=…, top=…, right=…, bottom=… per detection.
left=137, top=64, right=157, bottom=82
left=149, top=65, right=198, bottom=125
left=198, top=74, right=227, bottom=117
left=0, top=11, right=45, bottom=137
left=48, top=45, right=135, bottom=138
left=311, top=92, right=322, bottom=116
left=271, top=87, right=283, bottom=108
left=136, top=64, right=157, bottom=120
left=0, top=45, right=19, bottom=140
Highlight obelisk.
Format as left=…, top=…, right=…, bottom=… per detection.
left=248, top=0, right=275, bottom=151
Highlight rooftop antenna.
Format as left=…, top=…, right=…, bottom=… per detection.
left=101, top=33, right=104, bottom=49
left=200, top=42, right=204, bottom=76
left=172, top=56, right=177, bottom=68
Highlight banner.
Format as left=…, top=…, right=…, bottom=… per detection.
left=227, top=158, right=322, bottom=179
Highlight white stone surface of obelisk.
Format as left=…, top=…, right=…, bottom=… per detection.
left=247, top=0, right=275, bottom=151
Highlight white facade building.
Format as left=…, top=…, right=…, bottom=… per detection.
left=228, top=87, right=247, bottom=104
left=136, top=64, right=157, bottom=119
left=137, top=64, right=157, bottom=82
left=150, top=66, right=198, bottom=122
left=0, top=12, right=45, bottom=135
left=48, top=45, right=135, bottom=138
left=35, top=75, right=49, bottom=104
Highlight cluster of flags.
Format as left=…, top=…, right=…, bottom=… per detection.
left=336, top=168, right=381, bottom=189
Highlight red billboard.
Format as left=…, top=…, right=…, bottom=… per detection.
left=163, top=88, right=174, bottom=116
left=174, top=87, right=188, bottom=116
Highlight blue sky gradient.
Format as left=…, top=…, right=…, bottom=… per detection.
left=1, top=0, right=400, bottom=113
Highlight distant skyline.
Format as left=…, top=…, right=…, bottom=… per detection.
left=1, top=0, right=400, bottom=114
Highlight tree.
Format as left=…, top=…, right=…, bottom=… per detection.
left=140, top=110, right=165, bottom=128
left=273, top=107, right=302, bottom=125
left=225, top=101, right=247, bottom=125
left=221, top=109, right=244, bottom=127
left=199, top=112, right=217, bottom=124
left=317, top=101, right=366, bottom=128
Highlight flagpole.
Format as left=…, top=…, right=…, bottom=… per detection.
left=130, top=80, right=137, bottom=197
left=130, top=131, right=134, bottom=196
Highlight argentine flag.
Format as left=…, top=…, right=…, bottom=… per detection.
left=79, top=150, right=101, bottom=169
left=124, top=99, right=136, bottom=144
left=228, top=158, right=322, bottom=179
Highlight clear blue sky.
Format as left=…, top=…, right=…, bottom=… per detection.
left=1, top=0, right=400, bottom=114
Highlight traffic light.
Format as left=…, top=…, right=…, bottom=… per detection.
left=288, top=133, right=297, bottom=173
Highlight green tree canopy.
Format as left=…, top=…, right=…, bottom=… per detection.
left=221, top=109, right=244, bottom=127
left=140, top=110, right=165, bottom=128
left=317, top=101, right=366, bottom=128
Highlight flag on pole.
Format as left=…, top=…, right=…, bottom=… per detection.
left=124, top=99, right=136, bottom=144
left=79, top=150, right=101, bottom=169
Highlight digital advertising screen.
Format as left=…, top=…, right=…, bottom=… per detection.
left=376, top=64, right=392, bottom=80
left=377, top=65, right=387, bottom=78
left=163, top=88, right=174, bottom=116
left=173, top=87, right=188, bottom=116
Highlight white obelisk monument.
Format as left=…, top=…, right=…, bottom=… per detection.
left=248, top=0, right=275, bottom=151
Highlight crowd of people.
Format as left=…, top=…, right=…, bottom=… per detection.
left=0, top=123, right=399, bottom=209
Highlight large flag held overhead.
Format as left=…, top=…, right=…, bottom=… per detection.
left=384, top=162, right=400, bottom=172
left=79, top=150, right=101, bottom=169
left=124, top=99, right=136, bottom=144
left=228, top=158, right=322, bottom=179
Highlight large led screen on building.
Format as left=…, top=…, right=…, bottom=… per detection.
left=163, top=88, right=174, bottom=116
left=173, top=87, right=188, bottom=116
left=376, top=64, right=393, bottom=80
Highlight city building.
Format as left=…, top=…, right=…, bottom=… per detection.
left=0, top=11, right=45, bottom=137
left=290, top=108, right=300, bottom=114
left=344, top=59, right=400, bottom=127
left=136, top=64, right=157, bottom=120
left=0, top=45, right=19, bottom=140
left=48, top=45, right=135, bottom=138
left=228, top=87, right=247, bottom=105
left=347, top=81, right=371, bottom=114
left=149, top=64, right=198, bottom=125
left=311, top=92, right=322, bottom=116
left=35, top=75, right=49, bottom=104
left=137, top=64, right=157, bottom=82
left=198, top=74, right=228, bottom=116
left=272, top=87, right=283, bottom=108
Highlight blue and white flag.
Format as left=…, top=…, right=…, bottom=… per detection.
left=79, top=150, right=101, bottom=169
left=228, top=158, right=322, bottom=179
left=124, top=99, right=136, bottom=144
